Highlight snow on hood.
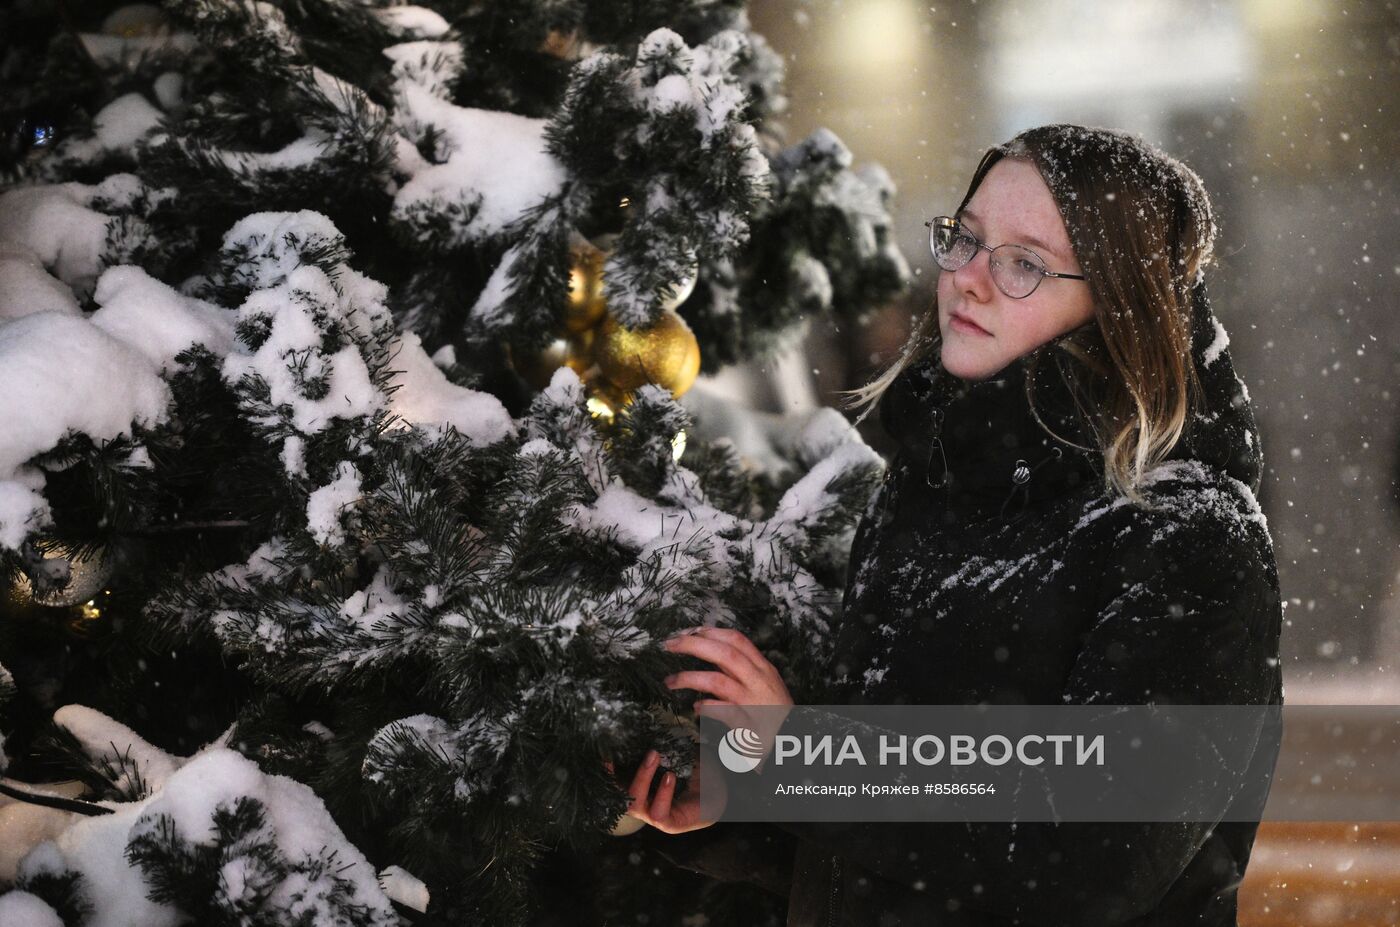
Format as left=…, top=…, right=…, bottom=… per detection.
left=877, top=281, right=1264, bottom=509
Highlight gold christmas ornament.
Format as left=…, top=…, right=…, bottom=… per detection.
left=594, top=309, right=701, bottom=398
left=5, top=549, right=112, bottom=639
left=572, top=327, right=597, bottom=366
left=565, top=236, right=697, bottom=330
left=13, top=546, right=112, bottom=608
left=505, top=334, right=595, bottom=391
left=674, top=332, right=701, bottom=396
left=585, top=377, right=632, bottom=420
left=564, top=239, right=608, bottom=333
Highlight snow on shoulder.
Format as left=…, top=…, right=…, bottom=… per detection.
left=1053, top=457, right=1272, bottom=599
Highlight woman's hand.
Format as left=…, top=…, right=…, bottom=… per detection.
left=602, top=626, right=792, bottom=836
left=662, top=626, right=795, bottom=767
left=604, top=748, right=724, bottom=834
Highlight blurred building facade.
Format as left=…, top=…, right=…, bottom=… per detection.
left=741, top=0, right=1400, bottom=687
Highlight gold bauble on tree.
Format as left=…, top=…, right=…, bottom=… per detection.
left=595, top=309, right=701, bottom=398
left=564, top=239, right=608, bottom=334
left=585, top=377, right=633, bottom=420
left=505, top=332, right=595, bottom=391
left=6, top=549, right=113, bottom=640
left=13, top=546, right=112, bottom=608
left=572, top=326, right=597, bottom=367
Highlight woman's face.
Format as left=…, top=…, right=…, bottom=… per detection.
left=936, top=158, right=1095, bottom=381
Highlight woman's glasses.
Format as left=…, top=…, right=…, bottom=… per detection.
left=925, top=216, right=1086, bottom=299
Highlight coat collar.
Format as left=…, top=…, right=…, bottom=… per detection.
left=879, top=284, right=1262, bottom=520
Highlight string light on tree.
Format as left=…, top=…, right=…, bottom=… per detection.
left=66, top=593, right=110, bottom=639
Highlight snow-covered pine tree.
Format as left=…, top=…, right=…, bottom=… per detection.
left=0, top=2, right=911, bottom=924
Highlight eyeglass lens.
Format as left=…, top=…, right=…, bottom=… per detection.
left=929, top=220, right=1046, bottom=299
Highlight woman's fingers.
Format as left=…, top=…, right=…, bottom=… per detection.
left=649, top=769, right=678, bottom=821
left=693, top=699, right=754, bottom=734
left=691, top=627, right=776, bottom=680
left=610, top=746, right=721, bottom=835
left=693, top=697, right=748, bottom=723
left=663, top=633, right=766, bottom=682
left=627, top=750, right=660, bottom=815
left=619, top=750, right=686, bottom=832
left=664, top=670, right=744, bottom=702
left=692, top=698, right=736, bottom=711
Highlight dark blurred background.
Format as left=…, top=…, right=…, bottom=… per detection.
left=717, top=0, right=1400, bottom=696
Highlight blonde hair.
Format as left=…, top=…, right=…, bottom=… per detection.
left=837, top=125, right=1217, bottom=509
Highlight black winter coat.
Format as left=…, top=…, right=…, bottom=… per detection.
left=639, top=286, right=1284, bottom=927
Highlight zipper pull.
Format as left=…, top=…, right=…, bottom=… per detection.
left=827, top=854, right=843, bottom=927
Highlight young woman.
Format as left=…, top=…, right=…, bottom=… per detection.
left=614, top=124, right=1285, bottom=926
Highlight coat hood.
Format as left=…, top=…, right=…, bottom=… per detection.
left=878, top=283, right=1263, bottom=519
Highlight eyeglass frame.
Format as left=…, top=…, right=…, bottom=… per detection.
left=924, top=215, right=1086, bottom=299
